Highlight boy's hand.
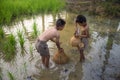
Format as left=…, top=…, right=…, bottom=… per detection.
left=74, top=31, right=79, bottom=38
left=58, top=48, right=63, bottom=53
left=74, top=34, right=78, bottom=37
left=74, top=30, right=77, bottom=35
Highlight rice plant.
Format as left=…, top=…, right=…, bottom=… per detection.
left=31, top=22, right=38, bottom=38
left=8, top=34, right=16, bottom=47
left=0, top=27, right=5, bottom=51
left=33, top=22, right=38, bottom=36
left=21, top=21, right=28, bottom=35
left=0, top=27, right=5, bottom=40
left=2, top=34, right=16, bottom=62
left=29, top=44, right=33, bottom=56
left=0, top=0, right=65, bottom=25
left=17, top=30, right=25, bottom=49
left=7, top=71, right=15, bottom=80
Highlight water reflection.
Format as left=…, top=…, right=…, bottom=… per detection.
left=41, top=14, right=45, bottom=32
left=0, top=11, right=120, bottom=80
left=117, top=22, right=120, bottom=32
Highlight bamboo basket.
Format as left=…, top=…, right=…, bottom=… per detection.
left=53, top=49, right=69, bottom=64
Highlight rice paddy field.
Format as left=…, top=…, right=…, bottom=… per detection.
left=0, top=0, right=120, bottom=80
left=0, top=0, right=65, bottom=25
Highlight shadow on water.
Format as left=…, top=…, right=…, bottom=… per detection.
left=0, top=11, right=120, bottom=80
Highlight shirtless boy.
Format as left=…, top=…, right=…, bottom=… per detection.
left=75, top=15, right=90, bottom=62
left=35, top=19, right=66, bottom=68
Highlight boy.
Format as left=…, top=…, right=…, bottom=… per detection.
left=74, top=15, right=90, bottom=62
left=35, top=19, right=66, bottom=68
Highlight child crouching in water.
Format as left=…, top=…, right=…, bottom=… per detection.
left=35, top=19, right=66, bottom=68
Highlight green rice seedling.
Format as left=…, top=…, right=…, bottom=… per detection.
left=31, top=22, right=38, bottom=38
left=17, top=30, right=25, bottom=49
left=2, top=42, right=14, bottom=62
left=0, top=0, right=65, bottom=25
left=29, top=44, right=33, bottom=56
left=33, top=22, right=38, bottom=36
left=0, top=27, right=5, bottom=40
left=2, top=34, right=16, bottom=62
left=8, top=34, right=16, bottom=47
left=0, top=27, right=5, bottom=51
left=21, top=21, right=28, bottom=35
left=20, top=49, right=25, bottom=56
left=7, top=71, right=15, bottom=80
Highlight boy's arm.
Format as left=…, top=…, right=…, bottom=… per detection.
left=74, top=23, right=78, bottom=33
left=51, top=38, right=62, bottom=44
left=55, top=36, right=62, bottom=50
left=50, top=38, right=61, bottom=50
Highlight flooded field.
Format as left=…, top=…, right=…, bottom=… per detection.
left=0, top=11, right=120, bottom=80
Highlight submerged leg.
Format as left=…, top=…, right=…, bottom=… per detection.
left=80, top=49, right=85, bottom=62
left=45, top=55, right=50, bottom=68
left=41, top=56, right=46, bottom=66
left=77, top=46, right=85, bottom=62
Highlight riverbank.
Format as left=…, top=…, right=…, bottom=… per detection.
left=66, top=0, right=120, bottom=18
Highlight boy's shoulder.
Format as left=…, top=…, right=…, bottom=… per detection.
left=84, top=25, right=89, bottom=30
left=47, top=27, right=59, bottom=34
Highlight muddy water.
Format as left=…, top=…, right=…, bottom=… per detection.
left=0, top=11, right=120, bottom=80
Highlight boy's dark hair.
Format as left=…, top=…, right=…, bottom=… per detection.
left=75, top=15, right=86, bottom=23
left=56, top=19, right=66, bottom=27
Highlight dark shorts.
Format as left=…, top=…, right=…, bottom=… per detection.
left=81, top=38, right=88, bottom=50
left=35, top=39, right=49, bottom=56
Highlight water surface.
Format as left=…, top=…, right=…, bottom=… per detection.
left=1, top=11, right=120, bottom=80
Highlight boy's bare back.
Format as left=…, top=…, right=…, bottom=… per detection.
left=38, top=27, right=59, bottom=42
